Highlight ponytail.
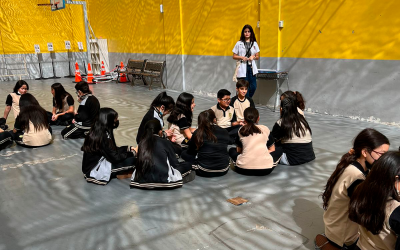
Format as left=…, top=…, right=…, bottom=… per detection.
left=135, top=119, right=162, bottom=181
left=321, top=128, right=390, bottom=210
left=240, top=107, right=261, bottom=137
left=193, top=110, right=217, bottom=150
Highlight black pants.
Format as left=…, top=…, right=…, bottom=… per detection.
left=181, top=149, right=196, bottom=163
left=61, top=124, right=89, bottom=139
left=47, top=111, right=74, bottom=126
left=225, top=125, right=241, bottom=145
left=228, top=146, right=283, bottom=176
left=0, top=131, right=13, bottom=150
left=110, top=156, right=136, bottom=178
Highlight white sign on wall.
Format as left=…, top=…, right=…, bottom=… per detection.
left=34, top=44, right=40, bottom=53
left=47, top=42, right=54, bottom=51
left=77, top=42, right=84, bottom=50
left=65, top=41, right=71, bottom=50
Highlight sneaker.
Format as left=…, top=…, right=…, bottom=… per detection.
left=182, top=170, right=196, bottom=184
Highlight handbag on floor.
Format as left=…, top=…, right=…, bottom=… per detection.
left=90, top=156, right=112, bottom=182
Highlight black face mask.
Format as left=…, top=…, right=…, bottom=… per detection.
left=365, top=160, right=374, bottom=170
left=113, top=120, right=119, bottom=129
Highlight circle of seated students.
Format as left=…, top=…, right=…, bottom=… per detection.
left=2, top=79, right=398, bottom=248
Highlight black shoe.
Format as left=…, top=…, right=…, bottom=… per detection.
left=0, top=124, right=8, bottom=130
left=182, top=170, right=196, bottom=184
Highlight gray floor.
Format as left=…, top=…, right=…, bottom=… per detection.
left=1, top=79, right=399, bottom=250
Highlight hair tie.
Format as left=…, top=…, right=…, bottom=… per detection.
left=349, top=148, right=355, bottom=155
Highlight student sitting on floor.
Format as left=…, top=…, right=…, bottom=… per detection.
left=12, top=93, right=52, bottom=147
left=280, top=90, right=306, bottom=116
left=210, top=89, right=241, bottom=143
left=61, top=81, right=100, bottom=139
left=130, top=119, right=195, bottom=189
left=182, top=109, right=231, bottom=177
left=136, top=91, right=175, bottom=144
left=167, top=92, right=196, bottom=154
left=0, top=128, right=13, bottom=151
left=348, top=151, right=400, bottom=250
left=81, top=108, right=136, bottom=186
left=2, top=80, right=29, bottom=126
left=47, top=83, right=75, bottom=126
left=315, top=128, right=390, bottom=250
left=230, top=79, right=255, bottom=123
left=271, top=97, right=315, bottom=165
left=229, top=107, right=282, bottom=176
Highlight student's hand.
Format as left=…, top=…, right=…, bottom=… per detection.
left=170, top=135, right=176, bottom=143
left=72, top=119, right=75, bottom=124
left=249, top=55, right=255, bottom=61
left=165, top=129, right=173, bottom=137
left=13, top=128, right=17, bottom=133
left=131, top=146, right=138, bottom=153
left=232, top=121, right=240, bottom=126
left=242, top=57, right=248, bottom=61
left=0, top=128, right=4, bottom=133
left=52, top=114, right=59, bottom=121
left=190, top=127, right=196, bottom=133
left=239, top=121, right=245, bottom=126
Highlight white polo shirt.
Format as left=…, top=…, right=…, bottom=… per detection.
left=232, top=41, right=260, bottom=78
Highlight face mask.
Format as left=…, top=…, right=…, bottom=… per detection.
left=113, top=120, right=119, bottom=129
left=365, top=160, right=374, bottom=170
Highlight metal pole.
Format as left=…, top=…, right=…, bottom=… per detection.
left=65, top=1, right=91, bottom=65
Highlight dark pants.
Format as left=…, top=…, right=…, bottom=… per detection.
left=243, top=64, right=257, bottom=98
left=110, top=156, right=136, bottom=178
left=47, top=111, right=74, bottom=126
left=181, top=149, right=196, bottom=163
left=0, top=131, right=13, bottom=150
left=61, top=124, right=89, bottom=139
left=225, top=125, right=241, bottom=145
left=228, top=146, right=283, bottom=176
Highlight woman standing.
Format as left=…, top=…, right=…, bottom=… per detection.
left=233, top=24, right=260, bottom=98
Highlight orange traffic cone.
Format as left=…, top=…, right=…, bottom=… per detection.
left=119, top=61, right=128, bottom=83
left=74, top=62, right=82, bottom=82
left=87, top=63, right=94, bottom=83
left=101, top=61, right=106, bottom=76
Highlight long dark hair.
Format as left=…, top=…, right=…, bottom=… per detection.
left=281, top=90, right=306, bottom=111
left=13, top=80, right=29, bottom=93
left=52, top=83, right=71, bottom=110
left=240, top=24, right=257, bottom=43
left=279, top=97, right=312, bottom=140
left=322, top=128, right=390, bottom=210
left=135, top=119, right=162, bottom=181
left=193, top=109, right=217, bottom=150
left=17, top=93, right=48, bottom=133
left=240, top=107, right=261, bottom=137
left=81, top=108, right=118, bottom=153
left=349, top=151, right=400, bottom=234
left=167, top=92, right=194, bottom=125
left=150, top=92, right=175, bottom=112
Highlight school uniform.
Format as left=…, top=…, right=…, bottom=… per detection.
left=0, top=130, right=13, bottom=150
left=356, top=199, right=400, bottom=250
left=61, top=94, right=100, bottom=139
left=130, top=136, right=193, bottom=189
left=82, top=134, right=136, bottom=185
left=323, top=162, right=367, bottom=248
left=136, top=107, right=165, bottom=144
left=182, top=125, right=230, bottom=177
left=5, top=92, right=21, bottom=119
left=229, top=125, right=282, bottom=176
left=211, top=104, right=240, bottom=144
left=230, top=95, right=255, bottom=122
left=271, top=119, right=315, bottom=165
left=47, top=94, right=75, bottom=126
left=168, top=113, right=192, bottom=147
left=232, top=41, right=260, bottom=97
left=13, top=118, right=52, bottom=147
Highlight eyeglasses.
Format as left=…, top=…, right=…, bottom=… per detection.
left=370, top=150, right=385, bottom=161
left=221, top=98, right=231, bottom=102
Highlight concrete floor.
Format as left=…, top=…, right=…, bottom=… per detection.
left=0, top=79, right=399, bottom=250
